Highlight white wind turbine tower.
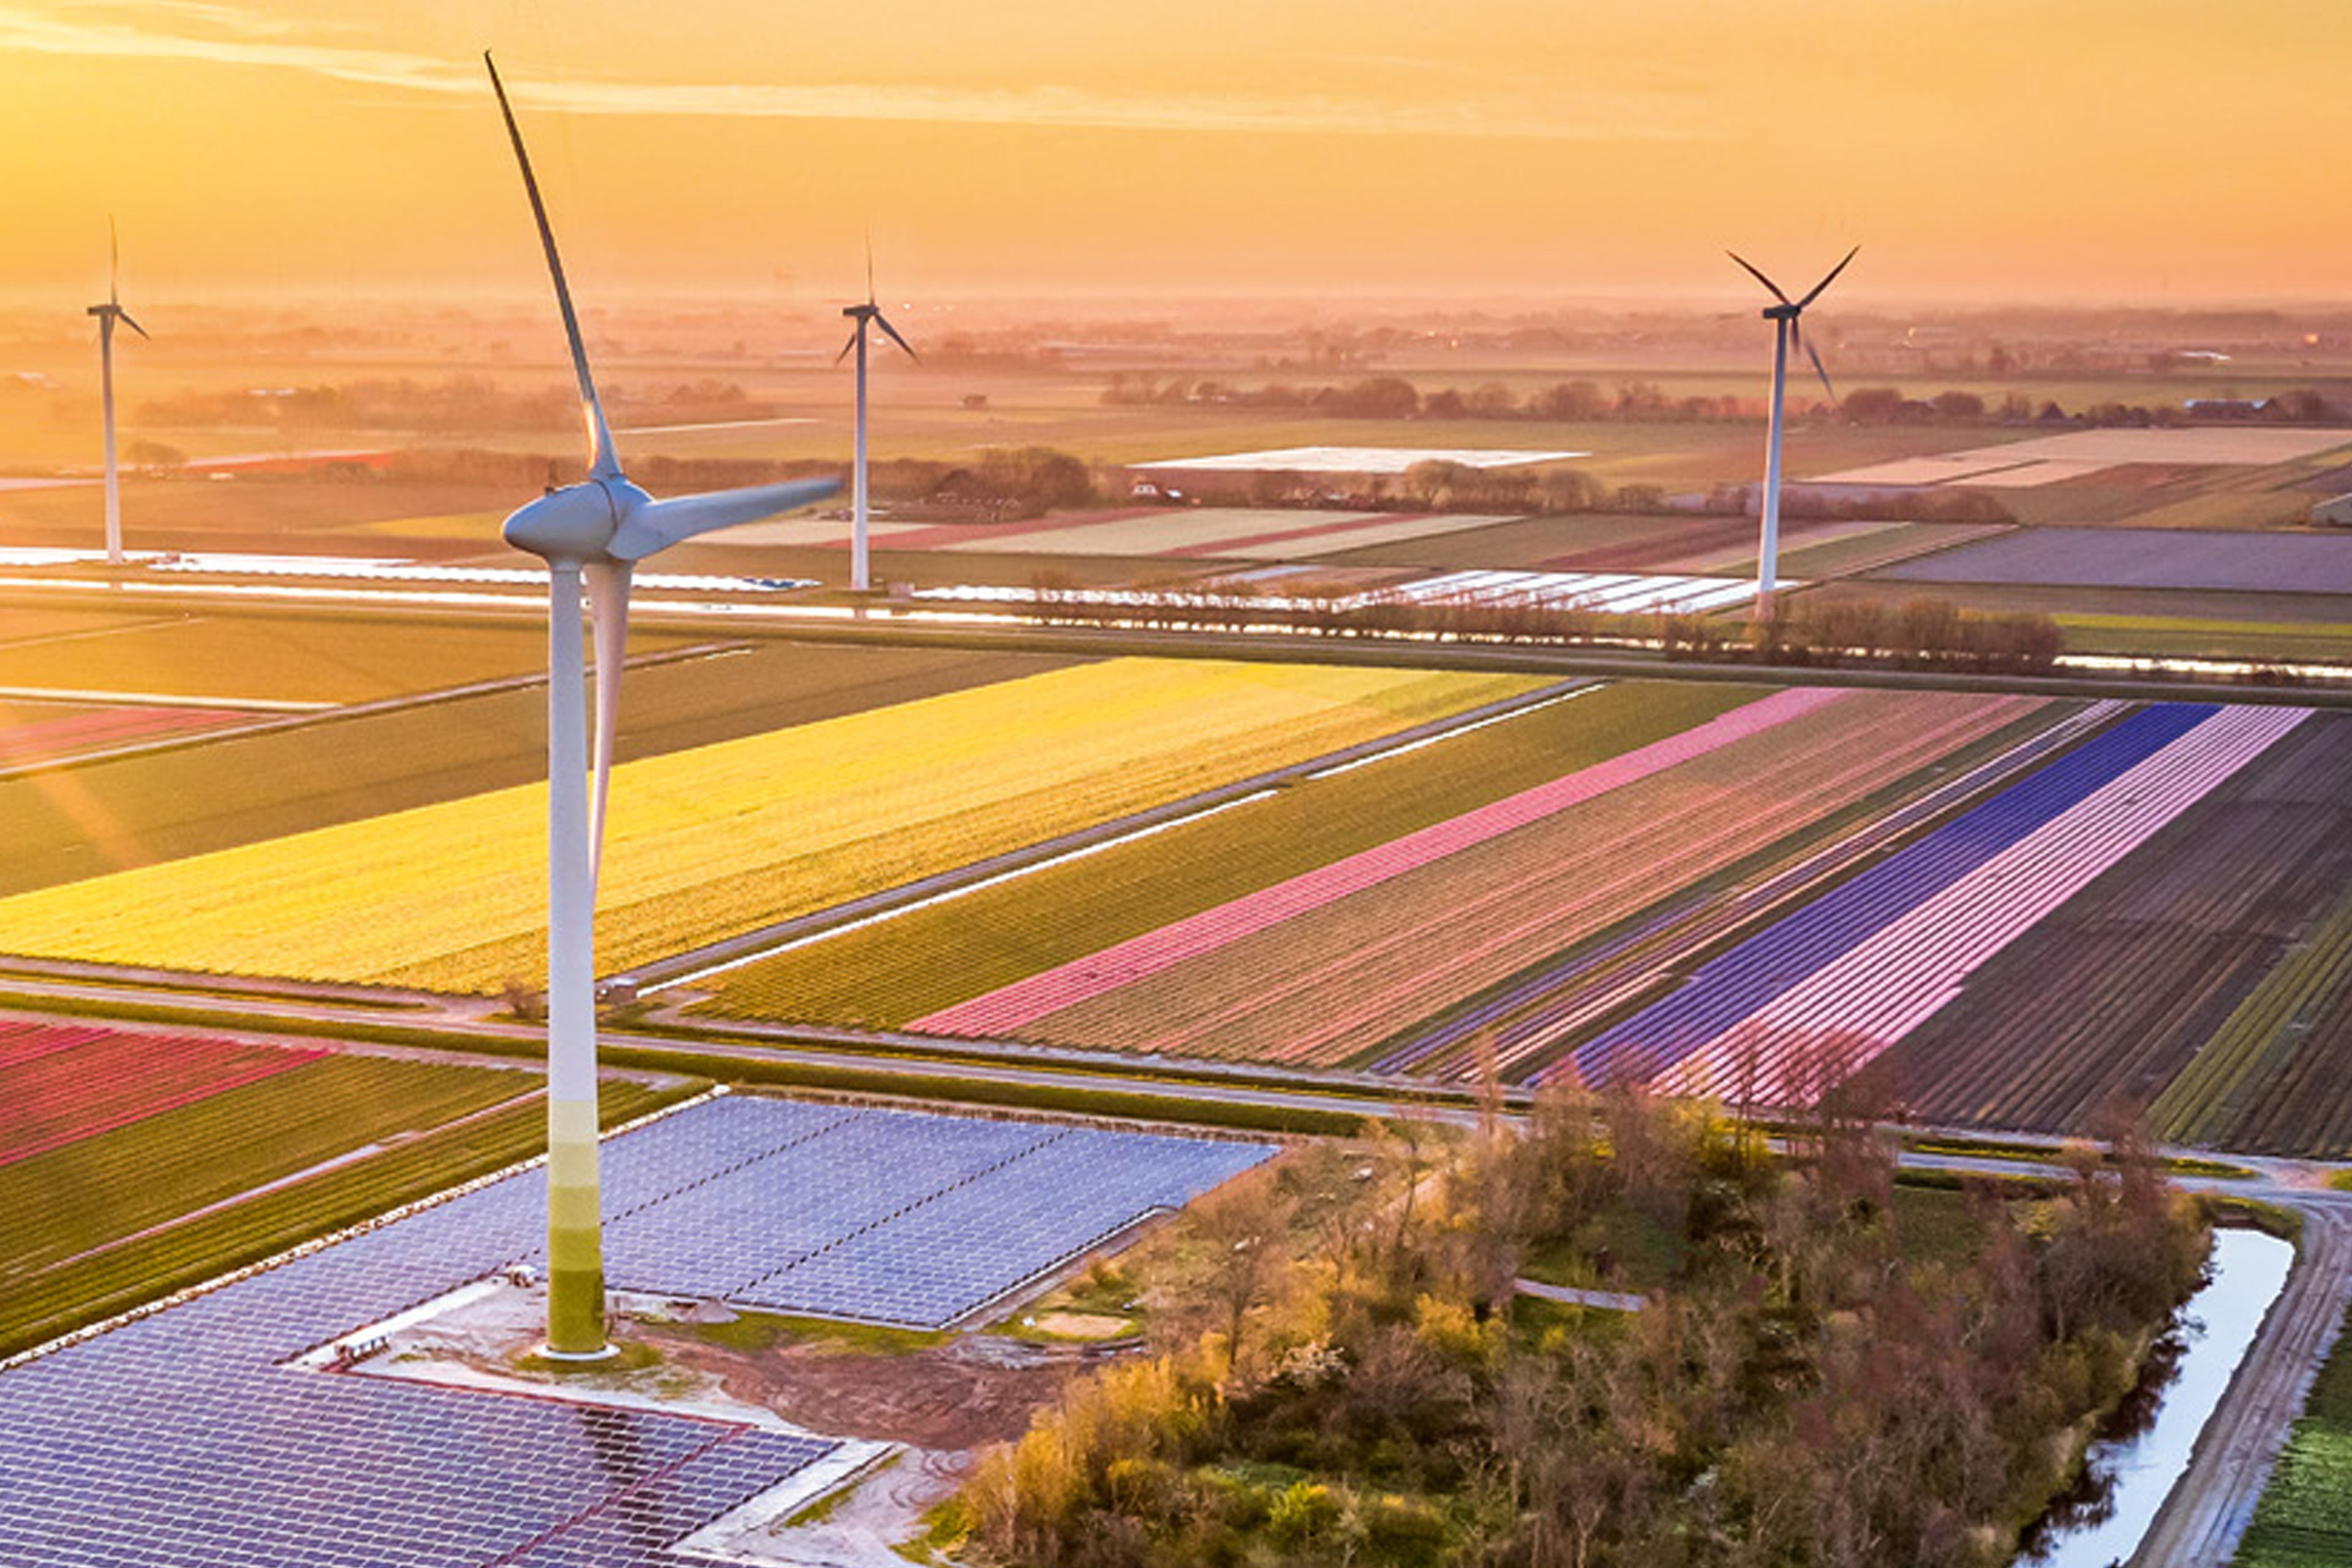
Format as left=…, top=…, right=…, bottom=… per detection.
left=836, top=243, right=918, bottom=593
left=88, top=220, right=149, bottom=567
left=1728, top=246, right=1855, bottom=620
left=485, top=53, right=836, bottom=1359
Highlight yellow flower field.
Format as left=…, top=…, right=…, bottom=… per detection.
left=0, top=658, right=1539, bottom=993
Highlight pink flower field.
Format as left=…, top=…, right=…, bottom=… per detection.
left=0, top=1020, right=323, bottom=1167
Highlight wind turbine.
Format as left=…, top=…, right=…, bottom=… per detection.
left=88, top=220, right=148, bottom=567
left=835, top=243, right=917, bottom=593
left=1728, top=246, right=1855, bottom=620
left=484, top=53, right=836, bottom=1359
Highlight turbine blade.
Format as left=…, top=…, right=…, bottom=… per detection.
left=1796, top=246, right=1860, bottom=310
left=108, top=215, right=120, bottom=306
left=118, top=310, right=150, bottom=342
left=1801, top=328, right=1836, bottom=403
left=608, top=476, right=840, bottom=559
left=582, top=560, right=631, bottom=889
left=873, top=311, right=919, bottom=363
left=484, top=52, right=621, bottom=481
left=1725, top=249, right=1791, bottom=304
left=834, top=326, right=860, bottom=366
left=865, top=230, right=876, bottom=306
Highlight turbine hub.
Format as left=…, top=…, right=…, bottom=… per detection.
left=502, top=477, right=647, bottom=563
left=1762, top=304, right=1800, bottom=321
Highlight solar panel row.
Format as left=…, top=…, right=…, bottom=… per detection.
left=0, top=1095, right=1273, bottom=1566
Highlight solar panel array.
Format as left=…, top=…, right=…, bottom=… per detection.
left=0, top=1096, right=1272, bottom=1566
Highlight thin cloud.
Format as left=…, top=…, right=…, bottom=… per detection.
left=0, top=4, right=1702, bottom=141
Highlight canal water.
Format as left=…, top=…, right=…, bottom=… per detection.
left=2015, top=1226, right=2294, bottom=1567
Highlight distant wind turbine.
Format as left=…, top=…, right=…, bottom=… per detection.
left=88, top=219, right=148, bottom=567
left=1728, top=246, right=1855, bottom=620
left=835, top=242, right=918, bottom=594
left=484, top=52, right=836, bottom=1359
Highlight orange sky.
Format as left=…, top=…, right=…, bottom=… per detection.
left=1, top=1, right=2345, bottom=310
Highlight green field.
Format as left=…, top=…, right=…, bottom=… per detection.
left=2056, top=612, right=2352, bottom=666
left=2234, top=1302, right=2352, bottom=1566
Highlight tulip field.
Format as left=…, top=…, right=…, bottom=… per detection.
left=701, top=666, right=2352, bottom=1156
left=0, top=701, right=250, bottom=765
left=9, top=619, right=2352, bottom=1153
left=1570, top=703, right=2309, bottom=1096
left=0, top=658, right=1537, bottom=992
left=905, top=687, right=2051, bottom=1068
left=0, top=1019, right=635, bottom=1354
left=699, top=677, right=1776, bottom=1025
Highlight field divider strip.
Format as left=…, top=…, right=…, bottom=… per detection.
left=627, top=676, right=1600, bottom=994
left=0, top=684, right=333, bottom=713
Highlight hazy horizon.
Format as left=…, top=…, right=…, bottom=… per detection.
left=5, top=2, right=2347, bottom=313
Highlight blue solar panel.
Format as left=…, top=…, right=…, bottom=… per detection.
left=0, top=1095, right=1274, bottom=1565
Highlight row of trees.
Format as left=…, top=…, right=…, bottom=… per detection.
left=1022, top=575, right=2067, bottom=674
left=1106, top=373, right=2351, bottom=430
left=1105, top=375, right=1755, bottom=424
left=134, top=375, right=766, bottom=434
left=956, top=1068, right=2212, bottom=1568
left=1741, top=599, right=2067, bottom=674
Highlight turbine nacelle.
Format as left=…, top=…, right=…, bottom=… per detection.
left=502, top=477, right=638, bottom=563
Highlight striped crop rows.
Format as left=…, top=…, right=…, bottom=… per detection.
left=1569, top=703, right=2310, bottom=1107
left=0, top=658, right=1531, bottom=993
left=910, top=687, right=2047, bottom=1069
left=0, top=1021, right=322, bottom=1167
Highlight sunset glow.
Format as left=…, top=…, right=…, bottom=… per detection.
left=1, top=0, right=2345, bottom=306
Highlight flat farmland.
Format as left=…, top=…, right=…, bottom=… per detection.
left=1805, top=575, right=2352, bottom=631
left=0, top=477, right=524, bottom=552
left=0, top=1017, right=657, bottom=1355
left=0, top=699, right=249, bottom=764
left=2056, top=613, right=2352, bottom=666
left=930, top=507, right=1528, bottom=562
left=1875, top=527, right=2352, bottom=595
left=700, top=679, right=1759, bottom=1027
left=0, top=638, right=1077, bottom=896
left=1577, top=704, right=2305, bottom=1101
left=0, top=658, right=1536, bottom=992
left=2234, top=1304, right=2352, bottom=1567
left=0, top=606, right=688, bottom=709
left=797, top=685, right=2051, bottom=1071
left=1861, top=712, right=2352, bottom=1146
